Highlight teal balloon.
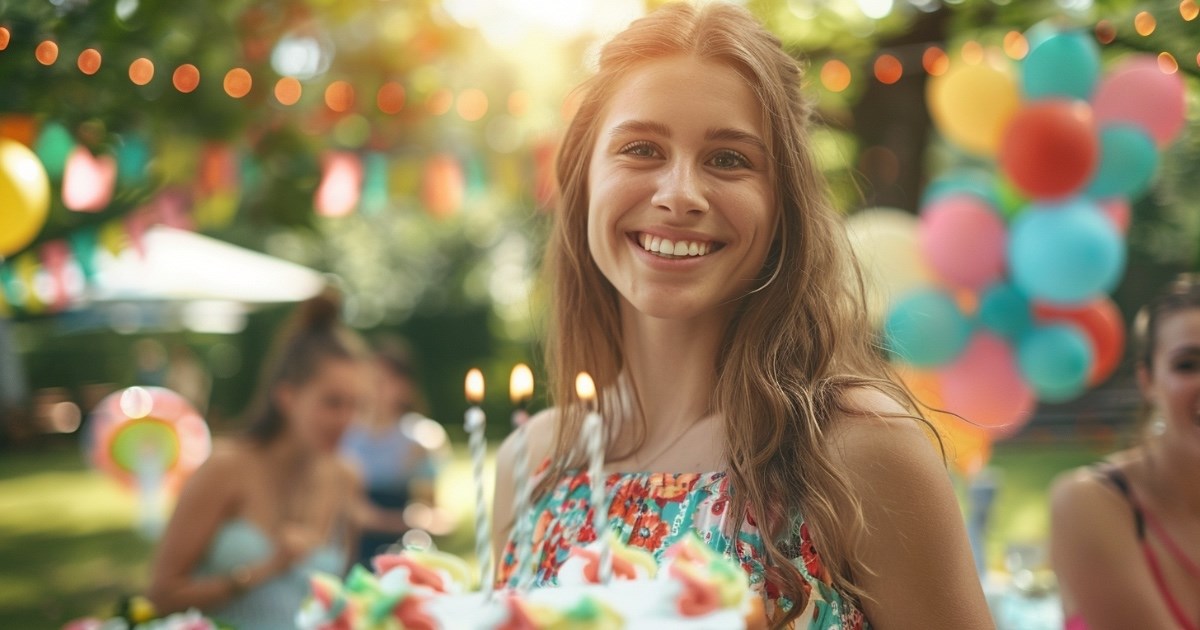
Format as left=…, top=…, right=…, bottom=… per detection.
left=884, top=289, right=972, bottom=368
left=115, top=136, right=151, bottom=186
left=239, top=152, right=262, bottom=193
left=466, top=154, right=488, bottom=198
left=979, top=283, right=1032, bottom=341
left=1021, top=31, right=1101, bottom=100
left=362, top=153, right=390, bottom=216
left=1018, top=324, right=1093, bottom=402
left=1009, top=199, right=1125, bottom=305
left=1086, top=125, right=1158, bottom=200
left=921, top=168, right=1000, bottom=212
left=68, top=227, right=99, bottom=282
left=34, top=122, right=73, bottom=179
left=0, top=264, right=20, bottom=307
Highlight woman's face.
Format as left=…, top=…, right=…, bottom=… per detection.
left=586, top=55, right=777, bottom=323
left=374, top=359, right=416, bottom=417
left=1141, top=308, right=1200, bottom=448
left=279, top=357, right=370, bottom=452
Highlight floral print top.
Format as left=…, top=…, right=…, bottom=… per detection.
left=496, top=466, right=867, bottom=629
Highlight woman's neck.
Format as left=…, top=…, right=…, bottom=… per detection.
left=618, top=303, right=727, bottom=446
left=1143, top=435, right=1200, bottom=514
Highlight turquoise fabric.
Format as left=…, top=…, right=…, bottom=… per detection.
left=193, top=518, right=346, bottom=630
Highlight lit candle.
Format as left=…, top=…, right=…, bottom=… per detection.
left=509, top=363, right=535, bottom=590
left=464, top=368, right=493, bottom=598
left=576, top=372, right=612, bottom=584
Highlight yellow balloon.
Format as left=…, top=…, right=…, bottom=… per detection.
left=0, top=138, right=51, bottom=257
left=927, top=61, right=1020, bottom=157
left=844, top=207, right=935, bottom=326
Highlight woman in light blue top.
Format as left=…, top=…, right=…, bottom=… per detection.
left=148, top=292, right=390, bottom=630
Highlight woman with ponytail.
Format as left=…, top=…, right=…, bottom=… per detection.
left=491, top=4, right=991, bottom=628
left=147, top=291, right=379, bottom=629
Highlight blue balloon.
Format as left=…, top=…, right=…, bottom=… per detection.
left=1008, top=199, right=1126, bottom=305
left=884, top=289, right=973, bottom=368
left=979, top=283, right=1033, bottom=341
left=1021, top=30, right=1101, bottom=100
left=1086, top=125, right=1159, bottom=200
left=1018, top=324, right=1094, bottom=402
left=921, top=168, right=1001, bottom=212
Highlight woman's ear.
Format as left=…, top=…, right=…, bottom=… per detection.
left=1136, top=362, right=1154, bottom=404
left=273, top=383, right=295, bottom=419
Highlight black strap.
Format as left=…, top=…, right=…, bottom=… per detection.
left=1093, top=462, right=1146, bottom=540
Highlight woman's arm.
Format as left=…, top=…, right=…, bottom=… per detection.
left=1049, top=468, right=1178, bottom=629
left=828, top=389, right=993, bottom=630
left=146, top=448, right=290, bottom=614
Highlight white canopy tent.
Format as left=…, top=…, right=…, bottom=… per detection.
left=68, top=226, right=327, bottom=333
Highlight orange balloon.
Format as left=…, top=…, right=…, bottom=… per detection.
left=937, top=416, right=993, bottom=477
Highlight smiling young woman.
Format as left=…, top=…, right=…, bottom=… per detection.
left=490, top=3, right=993, bottom=629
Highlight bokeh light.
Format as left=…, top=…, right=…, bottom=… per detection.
left=923, top=46, right=950, bottom=75
left=35, top=41, right=58, bottom=65
left=1184, top=0, right=1200, bottom=21
left=172, top=64, right=200, bottom=93
left=821, top=60, right=852, bottom=92
left=275, top=77, right=301, bottom=105
left=874, top=54, right=902, bottom=84
left=1094, top=20, right=1116, bottom=44
left=1003, top=31, right=1028, bottom=59
left=426, top=88, right=453, bottom=115
left=223, top=67, right=252, bottom=98
left=456, top=88, right=488, bottom=121
left=507, top=90, right=530, bottom=117
left=325, top=80, right=355, bottom=112
left=961, top=41, right=984, bottom=65
left=1135, top=11, right=1156, bottom=36
left=0, top=27, right=9, bottom=51
left=77, top=48, right=102, bottom=75
left=1158, top=52, right=1179, bottom=74
left=377, top=81, right=405, bottom=114
left=129, top=57, right=154, bottom=85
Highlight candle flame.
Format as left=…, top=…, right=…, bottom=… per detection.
left=510, top=363, right=534, bottom=404
left=465, top=368, right=484, bottom=404
left=575, top=372, right=596, bottom=402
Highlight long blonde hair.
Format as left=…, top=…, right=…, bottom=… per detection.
left=537, top=3, right=935, bottom=625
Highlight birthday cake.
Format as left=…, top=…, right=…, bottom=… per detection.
left=296, top=533, right=767, bottom=629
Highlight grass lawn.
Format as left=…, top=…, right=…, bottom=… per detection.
left=0, top=439, right=1103, bottom=628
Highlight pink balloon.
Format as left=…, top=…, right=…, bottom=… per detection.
left=1098, top=197, right=1131, bottom=234
left=1093, top=55, right=1186, bottom=147
left=918, top=193, right=1007, bottom=290
left=939, top=332, right=1037, bottom=440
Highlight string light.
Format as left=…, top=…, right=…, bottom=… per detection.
left=1003, top=31, right=1029, bottom=59
left=427, top=88, right=453, bottom=115
left=0, top=27, right=9, bottom=51
left=456, top=88, right=488, bottom=121
left=377, top=81, right=405, bottom=114
left=1181, top=0, right=1198, bottom=21
left=275, top=77, right=301, bottom=105
left=1134, top=11, right=1156, bottom=36
left=172, top=64, right=200, bottom=93
left=325, top=80, right=355, bottom=112
left=820, top=59, right=852, bottom=92
left=77, top=48, right=101, bottom=75
left=35, top=40, right=58, bottom=65
left=874, top=54, right=902, bottom=84
left=223, top=67, right=252, bottom=98
left=129, top=58, right=154, bottom=85
left=923, top=46, right=949, bottom=76
left=961, top=41, right=984, bottom=65
left=1158, top=51, right=1179, bottom=73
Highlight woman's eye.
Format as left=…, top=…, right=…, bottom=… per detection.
left=1174, top=360, right=1199, bottom=372
left=710, top=150, right=750, bottom=169
left=618, top=141, right=658, bottom=158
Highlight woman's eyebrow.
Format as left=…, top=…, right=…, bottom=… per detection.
left=609, top=119, right=672, bottom=139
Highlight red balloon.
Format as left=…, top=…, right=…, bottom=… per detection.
left=999, top=101, right=1098, bottom=201
left=1034, top=297, right=1125, bottom=386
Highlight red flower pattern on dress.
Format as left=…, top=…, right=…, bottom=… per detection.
left=627, top=512, right=669, bottom=550
left=609, top=479, right=651, bottom=521
left=798, top=523, right=832, bottom=585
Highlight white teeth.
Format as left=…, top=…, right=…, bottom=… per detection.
left=635, top=233, right=715, bottom=258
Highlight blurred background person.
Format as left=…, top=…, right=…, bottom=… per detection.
left=1051, top=273, right=1200, bottom=630
left=146, top=292, right=375, bottom=630
left=340, top=335, right=448, bottom=566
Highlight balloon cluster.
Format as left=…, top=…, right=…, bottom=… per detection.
left=860, top=27, right=1186, bottom=444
